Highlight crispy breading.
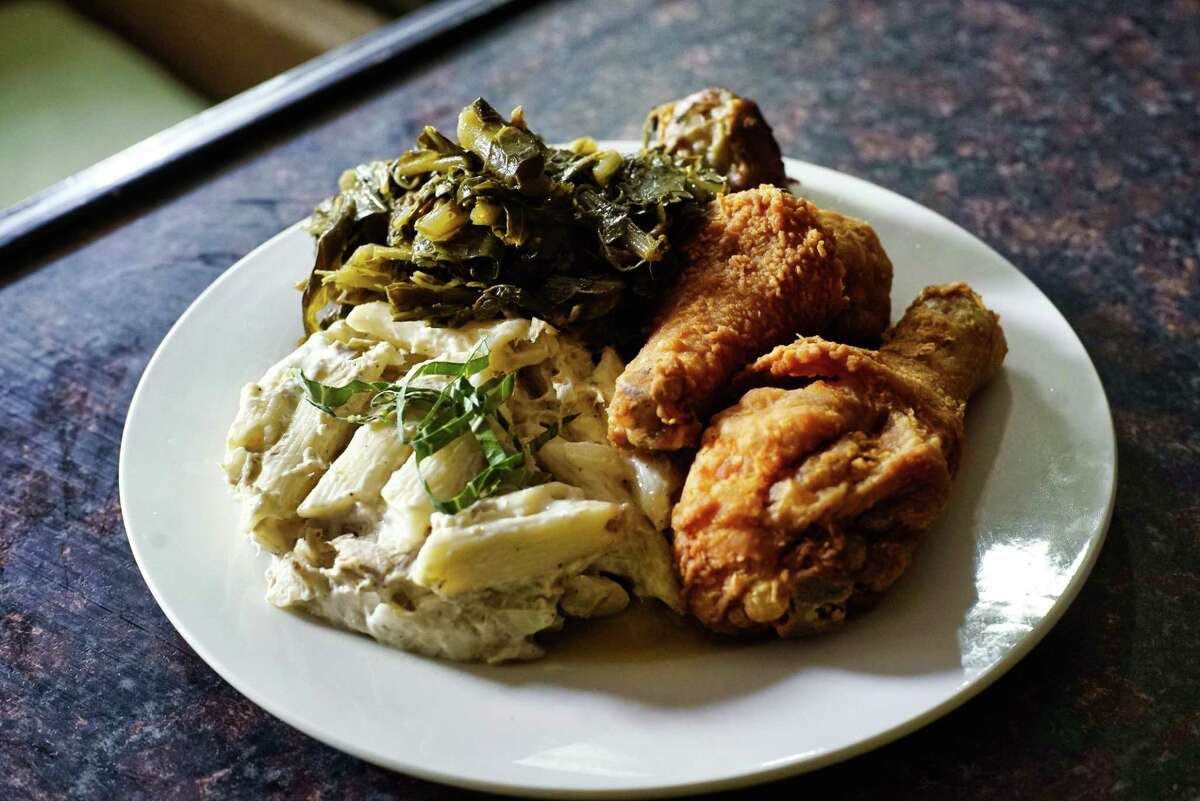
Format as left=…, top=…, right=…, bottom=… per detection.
left=642, top=90, right=891, bottom=345
left=818, top=210, right=894, bottom=344
left=672, top=283, right=1006, bottom=636
left=607, top=186, right=846, bottom=450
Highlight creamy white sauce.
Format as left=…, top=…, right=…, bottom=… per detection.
left=225, top=303, right=680, bottom=663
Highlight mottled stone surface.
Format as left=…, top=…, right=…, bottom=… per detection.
left=2, top=0, right=1199, bottom=798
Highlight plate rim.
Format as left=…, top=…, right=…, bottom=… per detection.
left=119, top=148, right=1117, bottom=798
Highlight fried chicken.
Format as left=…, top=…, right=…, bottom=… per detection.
left=607, top=186, right=846, bottom=451
left=672, top=283, right=1007, bottom=636
left=818, top=209, right=894, bottom=345
left=644, top=87, right=788, bottom=191
left=606, top=186, right=896, bottom=451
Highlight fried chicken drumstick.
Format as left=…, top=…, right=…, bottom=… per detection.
left=672, top=283, right=1007, bottom=636
left=607, top=186, right=846, bottom=450
left=607, top=187, right=894, bottom=451
left=818, top=209, right=894, bottom=344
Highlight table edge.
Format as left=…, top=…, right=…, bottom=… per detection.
left=0, top=0, right=519, bottom=253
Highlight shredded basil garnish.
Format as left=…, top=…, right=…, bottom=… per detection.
left=294, top=340, right=570, bottom=513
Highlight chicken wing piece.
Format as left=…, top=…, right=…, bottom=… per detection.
left=643, top=87, right=788, bottom=191
left=607, top=185, right=846, bottom=451
left=672, top=283, right=1006, bottom=636
left=818, top=210, right=894, bottom=345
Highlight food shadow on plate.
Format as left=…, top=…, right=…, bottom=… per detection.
left=445, top=373, right=1014, bottom=709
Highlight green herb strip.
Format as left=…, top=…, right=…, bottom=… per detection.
left=297, top=374, right=391, bottom=418
left=294, top=339, right=566, bottom=514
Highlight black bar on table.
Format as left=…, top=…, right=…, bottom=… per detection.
left=0, top=0, right=517, bottom=253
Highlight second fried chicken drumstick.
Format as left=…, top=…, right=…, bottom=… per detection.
left=607, top=186, right=846, bottom=451
left=672, top=283, right=1007, bottom=636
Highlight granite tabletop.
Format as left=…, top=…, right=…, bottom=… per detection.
left=3, top=0, right=1198, bottom=798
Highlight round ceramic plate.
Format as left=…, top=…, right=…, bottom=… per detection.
left=120, top=147, right=1116, bottom=798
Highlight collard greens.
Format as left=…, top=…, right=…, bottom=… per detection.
left=302, top=99, right=724, bottom=348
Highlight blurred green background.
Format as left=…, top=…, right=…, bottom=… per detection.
left=0, top=0, right=425, bottom=210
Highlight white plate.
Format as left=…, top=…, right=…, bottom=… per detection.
left=120, top=147, right=1116, bottom=798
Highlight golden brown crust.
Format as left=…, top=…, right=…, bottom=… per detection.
left=878, top=282, right=1009, bottom=402
left=673, top=283, right=1006, bottom=636
left=818, top=210, right=894, bottom=345
left=607, top=186, right=846, bottom=451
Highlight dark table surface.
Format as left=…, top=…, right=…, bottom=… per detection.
left=3, top=0, right=1199, bottom=798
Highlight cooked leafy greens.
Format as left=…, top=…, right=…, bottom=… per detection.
left=294, top=342, right=569, bottom=514
left=302, top=98, right=724, bottom=348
